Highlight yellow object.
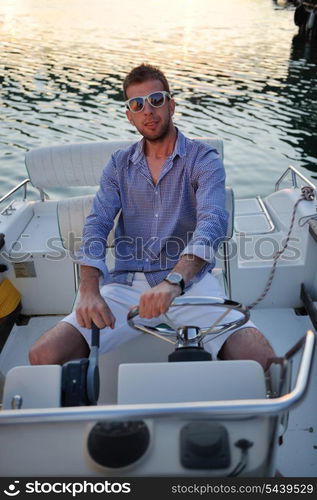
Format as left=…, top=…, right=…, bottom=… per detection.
left=0, top=279, right=21, bottom=318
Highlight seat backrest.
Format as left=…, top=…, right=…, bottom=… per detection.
left=25, top=137, right=224, bottom=190
left=57, top=194, right=118, bottom=252
left=25, top=140, right=133, bottom=189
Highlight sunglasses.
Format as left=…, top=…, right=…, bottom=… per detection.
left=125, top=91, right=171, bottom=113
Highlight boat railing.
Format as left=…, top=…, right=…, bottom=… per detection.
left=0, top=178, right=30, bottom=206
left=0, top=330, right=314, bottom=425
left=275, top=165, right=316, bottom=192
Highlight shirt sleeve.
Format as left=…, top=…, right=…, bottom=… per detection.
left=74, top=154, right=122, bottom=282
left=180, top=148, right=228, bottom=264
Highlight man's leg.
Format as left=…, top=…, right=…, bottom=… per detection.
left=218, top=327, right=276, bottom=371
left=29, top=322, right=89, bottom=365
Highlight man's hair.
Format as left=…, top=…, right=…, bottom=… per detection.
left=123, top=64, right=170, bottom=99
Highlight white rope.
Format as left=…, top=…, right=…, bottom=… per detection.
left=248, top=186, right=315, bottom=310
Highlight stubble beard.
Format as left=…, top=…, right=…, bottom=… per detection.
left=142, top=117, right=173, bottom=143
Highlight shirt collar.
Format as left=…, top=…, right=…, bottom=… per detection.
left=174, top=129, right=186, bottom=158
left=130, top=127, right=186, bottom=165
left=130, top=138, right=144, bottom=164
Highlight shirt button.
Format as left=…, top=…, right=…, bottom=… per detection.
left=155, top=213, right=158, bottom=217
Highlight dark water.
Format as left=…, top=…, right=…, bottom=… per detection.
left=1, top=0, right=316, bottom=198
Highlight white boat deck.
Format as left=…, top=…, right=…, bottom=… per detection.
left=0, top=306, right=316, bottom=477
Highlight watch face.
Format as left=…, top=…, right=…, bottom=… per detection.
left=167, top=272, right=182, bottom=284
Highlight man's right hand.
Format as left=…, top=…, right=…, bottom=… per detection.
left=76, top=265, right=116, bottom=330
left=76, top=290, right=116, bottom=330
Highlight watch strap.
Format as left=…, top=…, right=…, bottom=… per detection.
left=164, top=274, right=185, bottom=295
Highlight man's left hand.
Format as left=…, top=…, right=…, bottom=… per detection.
left=138, top=281, right=182, bottom=318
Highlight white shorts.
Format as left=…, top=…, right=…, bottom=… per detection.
left=62, top=272, right=255, bottom=360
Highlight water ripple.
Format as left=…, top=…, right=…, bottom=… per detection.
left=1, top=0, right=316, bottom=197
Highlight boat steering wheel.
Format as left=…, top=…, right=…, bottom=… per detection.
left=127, top=296, right=250, bottom=350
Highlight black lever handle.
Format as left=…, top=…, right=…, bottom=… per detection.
left=91, top=321, right=100, bottom=348
left=87, top=322, right=100, bottom=405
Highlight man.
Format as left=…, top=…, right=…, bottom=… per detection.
left=29, top=64, right=274, bottom=369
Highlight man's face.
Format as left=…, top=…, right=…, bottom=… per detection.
left=125, top=79, right=175, bottom=142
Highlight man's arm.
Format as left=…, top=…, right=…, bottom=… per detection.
left=138, top=254, right=205, bottom=319
left=74, top=155, right=121, bottom=329
left=76, top=265, right=116, bottom=329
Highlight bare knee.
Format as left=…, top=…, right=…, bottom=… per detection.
left=219, top=327, right=275, bottom=371
left=29, top=344, right=46, bottom=365
left=29, top=341, right=59, bottom=366
left=29, top=336, right=63, bottom=366
left=29, top=322, right=89, bottom=365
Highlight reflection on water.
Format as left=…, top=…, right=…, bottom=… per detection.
left=287, top=34, right=317, bottom=179
left=1, top=0, right=316, bottom=197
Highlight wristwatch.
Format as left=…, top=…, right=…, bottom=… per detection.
left=164, top=272, right=185, bottom=295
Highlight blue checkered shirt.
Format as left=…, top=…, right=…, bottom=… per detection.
left=76, top=130, right=228, bottom=289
